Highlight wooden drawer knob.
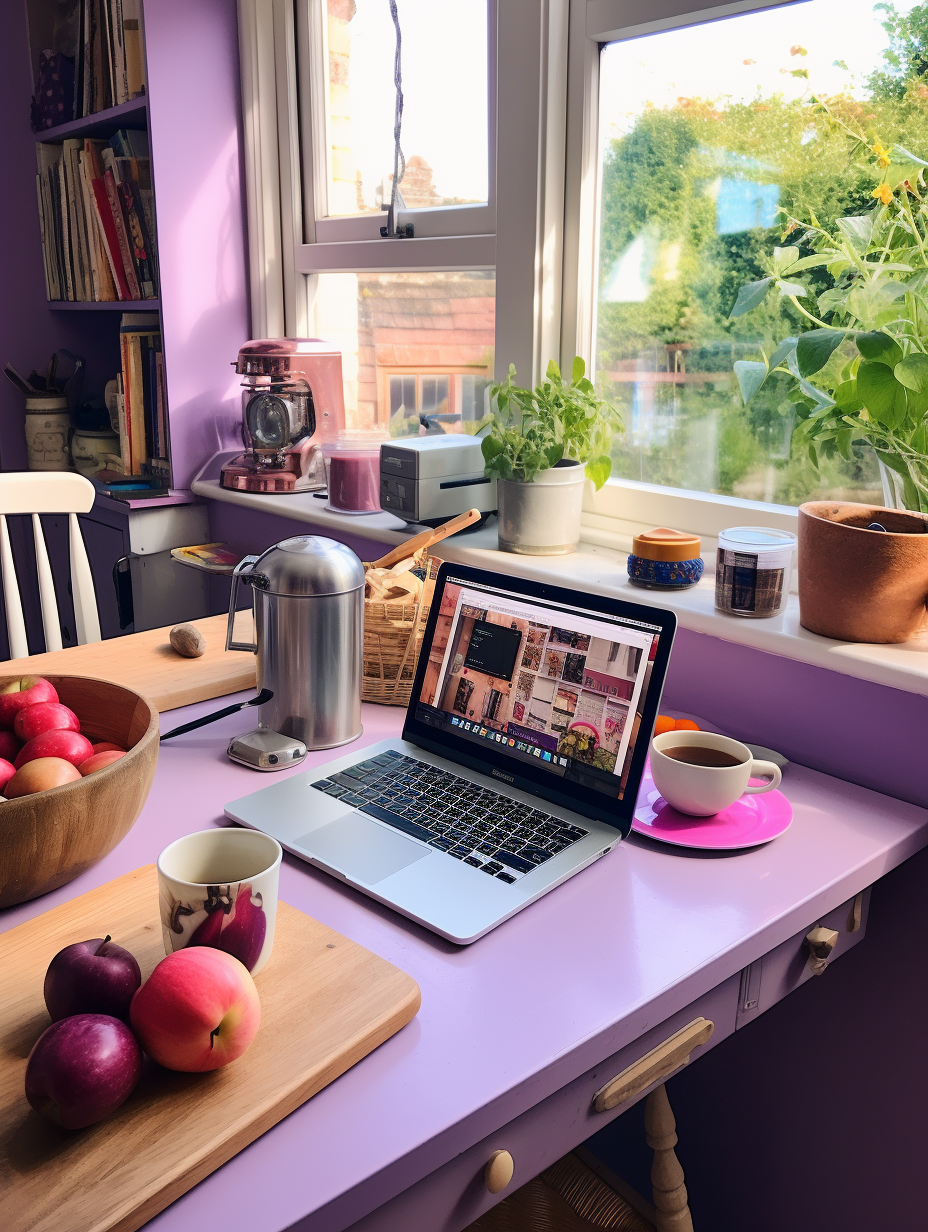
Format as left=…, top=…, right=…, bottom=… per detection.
left=592, top=1017, right=715, bottom=1113
left=485, top=1150, right=514, bottom=1194
left=806, top=925, right=839, bottom=975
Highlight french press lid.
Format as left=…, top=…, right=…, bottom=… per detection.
left=247, top=535, right=365, bottom=596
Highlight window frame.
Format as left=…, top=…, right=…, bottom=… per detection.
left=242, top=0, right=568, bottom=390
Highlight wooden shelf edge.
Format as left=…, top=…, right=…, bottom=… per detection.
left=34, top=96, right=148, bottom=142
left=47, top=300, right=161, bottom=312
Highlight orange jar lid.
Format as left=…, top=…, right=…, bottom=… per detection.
left=632, top=527, right=702, bottom=562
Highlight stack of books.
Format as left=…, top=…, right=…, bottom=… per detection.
left=36, top=128, right=157, bottom=303
left=81, top=0, right=147, bottom=116
left=111, top=312, right=169, bottom=479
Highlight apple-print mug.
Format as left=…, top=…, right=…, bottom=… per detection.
left=157, top=829, right=282, bottom=975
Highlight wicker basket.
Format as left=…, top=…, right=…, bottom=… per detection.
left=361, top=552, right=439, bottom=707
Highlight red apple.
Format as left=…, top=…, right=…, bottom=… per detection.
left=0, top=730, right=22, bottom=762
left=0, top=758, right=15, bottom=793
left=0, top=676, right=58, bottom=729
left=15, top=729, right=94, bottom=769
left=92, top=741, right=126, bottom=755
left=45, top=935, right=142, bottom=1022
left=6, top=757, right=82, bottom=797
left=130, top=947, right=260, bottom=1072
left=25, top=1013, right=141, bottom=1129
left=79, top=750, right=126, bottom=775
left=14, top=702, right=80, bottom=742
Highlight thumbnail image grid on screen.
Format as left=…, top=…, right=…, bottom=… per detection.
left=417, top=580, right=656, bottom=793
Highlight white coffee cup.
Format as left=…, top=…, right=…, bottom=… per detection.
left=650, top=731, right=782, bottom=817
left=157, top=828, right=282, bottom=975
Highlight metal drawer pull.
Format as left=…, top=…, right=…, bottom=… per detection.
left=485, top=1150, right=514, bottom=1194
left=592, top=1017, right=715, bottom=1113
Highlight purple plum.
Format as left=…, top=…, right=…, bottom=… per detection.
left=217, top=883, right=267, bottom=972
left=25, top=1014, right=142, bottom=1129
left=44, top=936, right=141, bottom=1022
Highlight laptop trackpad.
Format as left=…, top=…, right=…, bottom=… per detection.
left=294, top=812, right=430, bottom=884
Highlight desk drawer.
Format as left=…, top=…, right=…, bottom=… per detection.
left=345, top=975, right=739, bottom=1232
left=737, top=888, right=870, bottom=1027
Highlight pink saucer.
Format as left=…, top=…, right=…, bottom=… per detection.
left=632, top=760, right=793, bottom=850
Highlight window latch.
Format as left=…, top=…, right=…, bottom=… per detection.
left=380, top=201, right=414, bottom=239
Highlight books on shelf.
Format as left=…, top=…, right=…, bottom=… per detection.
left=35, top=128, right=158, bottom=303
left=30, top=0, right=148, bottom=131
left=114, top=312, right=169, bottom=480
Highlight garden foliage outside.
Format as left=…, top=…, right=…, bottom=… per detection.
left=597, top=1, right=928, bottom=507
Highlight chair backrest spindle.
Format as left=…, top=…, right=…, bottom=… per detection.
left=32, top=513, right=63, bottom=653
left=0, top=473, right=101, bottom=658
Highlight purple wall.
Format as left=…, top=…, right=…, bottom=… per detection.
left=144, top=0, right=250, bottom=489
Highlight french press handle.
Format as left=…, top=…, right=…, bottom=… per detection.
left=226, top=555, right=261, bottom=652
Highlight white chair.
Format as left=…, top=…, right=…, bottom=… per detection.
left=0, top=472, right=101, bottom=657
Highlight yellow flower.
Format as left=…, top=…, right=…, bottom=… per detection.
left=872, top=141, right=891, bottom=168
left=872, top=184, right=894, bottom=205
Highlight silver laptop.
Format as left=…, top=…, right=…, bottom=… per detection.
left=225, top=563, right=676, bottom=944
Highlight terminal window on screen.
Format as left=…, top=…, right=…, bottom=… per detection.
left=463, top=619, right=523, bottom=682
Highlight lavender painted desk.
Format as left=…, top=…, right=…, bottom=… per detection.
left=4, top=695, right=928, bottom=1232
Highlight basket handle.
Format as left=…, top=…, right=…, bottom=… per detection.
left=369, top=507, right=481, bottom=570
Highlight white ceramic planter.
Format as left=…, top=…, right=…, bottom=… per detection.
left=497, top=461, right=586, bottom=555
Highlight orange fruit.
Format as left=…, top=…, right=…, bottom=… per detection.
left=653, top=715, right=676, bottom=735
left=674, top=719, right=700, bottom=731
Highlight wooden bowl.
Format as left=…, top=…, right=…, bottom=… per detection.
left=0, top=675, right=159, bottom=908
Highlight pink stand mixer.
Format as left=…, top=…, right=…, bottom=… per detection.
left=220, top=339, right=346, bottom=494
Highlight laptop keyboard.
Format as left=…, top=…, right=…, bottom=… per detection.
left=311, top=749, right=588, bottom=883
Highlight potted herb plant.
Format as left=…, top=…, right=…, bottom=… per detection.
left=730, top=98, right=928, bottom=512
left=481, top=358, right=621, bottom=554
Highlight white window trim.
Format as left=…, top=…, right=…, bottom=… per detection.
left=240, top=0, right=818, bottom=539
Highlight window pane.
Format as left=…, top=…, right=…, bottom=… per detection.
left=593, top=0, right=919, bottom=506
left=309, top=271, right=495, bottom=435
left=324, top=0, right=488, bottom=216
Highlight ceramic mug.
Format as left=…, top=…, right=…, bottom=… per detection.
left=650, top=731, right=782, bottom=817
left=157, top=828, right=282, bottom=975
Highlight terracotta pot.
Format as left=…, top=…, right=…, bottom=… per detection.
left=798, top=502, right=928, bottom=643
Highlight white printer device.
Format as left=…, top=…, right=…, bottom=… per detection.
left=380, top=435, right=497, bottom=527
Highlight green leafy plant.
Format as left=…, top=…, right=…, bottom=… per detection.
left=730, top=97, right=928, bottom=511
left=481, top=358, right=622, bottom=489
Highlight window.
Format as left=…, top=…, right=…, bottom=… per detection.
left=308, top=270, right=494, bottom=433
left=321, top=0, right=489, bottom=217
left=577, top=0, right=926, bottom=510
left=241, top=0, right=556, bottom=424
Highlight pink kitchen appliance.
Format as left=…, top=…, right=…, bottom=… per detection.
left=220, top=338, right=346, bottom=494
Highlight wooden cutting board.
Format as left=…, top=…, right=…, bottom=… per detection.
left=0, top=865, right=421, bottom=1232
left=1, top=612, right=257, bottom=712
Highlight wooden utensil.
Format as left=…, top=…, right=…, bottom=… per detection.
left=0, top=864, right=420, bottom=1232
left=370, top=507, right=482, bottom=571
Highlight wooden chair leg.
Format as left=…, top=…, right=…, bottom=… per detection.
left=645, top=1084, right=694, bottom=1232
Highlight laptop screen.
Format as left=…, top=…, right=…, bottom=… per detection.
left=409, top=568, right=671, bottom=812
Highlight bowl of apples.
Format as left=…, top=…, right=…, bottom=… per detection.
left=0, top=675, right=159, bottom=908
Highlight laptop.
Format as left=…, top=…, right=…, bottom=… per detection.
left=224, top=563, right=676, bottom=943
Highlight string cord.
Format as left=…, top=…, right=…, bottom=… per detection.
left=389, top=0, right=405, bottom=211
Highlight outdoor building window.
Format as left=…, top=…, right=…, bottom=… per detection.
left=588, top=0, right=923, bottom=509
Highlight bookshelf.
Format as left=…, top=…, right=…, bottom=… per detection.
left=15, top=0, right=250, bottom=493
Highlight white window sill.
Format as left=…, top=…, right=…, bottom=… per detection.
left=194, top=478, right=928, bottom=699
